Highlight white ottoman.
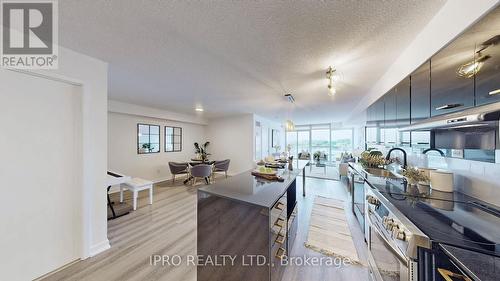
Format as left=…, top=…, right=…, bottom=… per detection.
left=120, top=178, right=154, bottom=210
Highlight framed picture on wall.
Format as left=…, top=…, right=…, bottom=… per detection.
left=271, top=129, right=280, bottom=148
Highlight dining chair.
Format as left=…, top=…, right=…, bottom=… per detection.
left=168, top=162, right=189, bottom=184
left=189, top=164, right=213, bottom=186
left=213, top=159, right=230, bottom=181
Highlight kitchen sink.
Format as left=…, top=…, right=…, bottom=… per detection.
left=364, top=168, right=400, bottom=179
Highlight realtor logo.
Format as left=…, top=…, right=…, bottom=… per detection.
left=1, top=0, right=58, bottom=69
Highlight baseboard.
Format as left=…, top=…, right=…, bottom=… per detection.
left=89, top=239, right=110, bottom=257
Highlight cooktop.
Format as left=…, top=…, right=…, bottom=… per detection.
left=371, top=179, right=500, bottom=258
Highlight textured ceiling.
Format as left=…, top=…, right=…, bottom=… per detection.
left=59, top=0, right=446, bottom=124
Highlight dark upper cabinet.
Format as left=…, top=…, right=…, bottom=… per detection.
left=410, top=61, right=431, bottom=123
left=395, top=77, right=410, bottom=126
left=384, top=88, right=397, bottom=127
left=374, top=97, right=385, bottom=127
left=472, top=8, right=500, bottom=106
left=367, top=104, right=375, bottom=125
left=430, top=29, right=475, bottom=116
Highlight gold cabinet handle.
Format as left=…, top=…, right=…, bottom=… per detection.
left=275, top=234, right=285, bottom=245
left=437, top=268, right=471, bottom=281
left=275, top=247, right=286, bottom=260
left=274, top=218, right=285, bottom=228
left=275, top=202, right=284, bottom=211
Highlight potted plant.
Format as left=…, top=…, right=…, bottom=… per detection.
left=141, top=143, right=152, bottom=153
left=359, top=150, right=386, bottom=168
left=402, top=166, right=430, bottom=191
left=313, top=151, right=322, bottom=162
left=273, top=145, right=281, bottom=153
left=194, top=141, right=211, bottom=161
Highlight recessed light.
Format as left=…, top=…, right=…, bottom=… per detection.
left=195, top=107, right=204, bottom=112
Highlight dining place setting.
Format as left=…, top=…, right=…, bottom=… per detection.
left=168, top=141, right=230, bottom=186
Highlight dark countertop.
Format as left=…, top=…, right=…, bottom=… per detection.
left=440, top=244, right=500, bottom=281
left=348, top=162, right=500, bottom=281
left=198, top=160, right=309, bottom=208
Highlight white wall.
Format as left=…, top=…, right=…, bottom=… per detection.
left=206, top=114, right=254, bottom=175
left=108, top=111, right=206, bottom=182
left=407, top=154, right=500, bottom=208
left=0, top=45, right=108, bottom=279
left=254, top=115, right=285, bottom=159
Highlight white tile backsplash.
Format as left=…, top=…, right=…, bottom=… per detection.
left=407, top=153, right=500, bottom=207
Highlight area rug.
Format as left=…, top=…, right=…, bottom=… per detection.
left=304, top=196, right=362, bottom=265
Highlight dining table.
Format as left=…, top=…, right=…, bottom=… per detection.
left=183, top=160, right=216, bottom=185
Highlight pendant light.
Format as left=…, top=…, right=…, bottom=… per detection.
left=326, top=66, right=336, bottom=96
left=284, top=93, right=295, bottom=131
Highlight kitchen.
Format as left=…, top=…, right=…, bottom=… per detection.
left=3, top=1, right=500, bottom=281
left=351, top=5, right=500, bottom=281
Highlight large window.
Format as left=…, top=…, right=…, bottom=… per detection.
left=137, top=124, right=160, bottom=154
left=286, top=131, right=298, bottom=157
left=331, top=129, right=354, bottom=159
left=311, top=129, right=330, bottom=159
left=285, top=124, right=354, bottom=161
left=165, top=126, right=182, bottom=152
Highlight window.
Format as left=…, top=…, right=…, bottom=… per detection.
left=165, top=126, right=182, bottom=152
left=311, top=129, right=330, bottom=159
left=331, top=129, right=353, bottom=151
left=137, top=124, right=160, bottom=154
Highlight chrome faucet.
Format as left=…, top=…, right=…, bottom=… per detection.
left=385, top=148, right=407, bottom=169
left=422, top=148, right=445, bottom=156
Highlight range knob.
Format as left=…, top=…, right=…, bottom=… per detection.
left=395, top=229, right=407, bottom=241
left=366, top=195, right=380, bottom=206
left=383, top=217, right=395, bottom=230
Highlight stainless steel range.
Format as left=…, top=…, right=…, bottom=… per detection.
left=365, top=187, right=431, bottom=281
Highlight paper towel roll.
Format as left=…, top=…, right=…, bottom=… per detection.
left=430, top=170, right=454, bottom=192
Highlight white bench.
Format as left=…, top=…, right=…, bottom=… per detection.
left=120, top=178, right=153, bottom=210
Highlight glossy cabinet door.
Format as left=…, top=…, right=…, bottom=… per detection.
left=384, top=88, right=396, bottom=127
left=410, top=61, right=431, bottom=123
left=374, top=98, right=385, bottom=127
left=472, top=8, right=500, bottom=106
left=430, top=31, right=475, bottom=116
left=395, top=76, right=411, bottom=126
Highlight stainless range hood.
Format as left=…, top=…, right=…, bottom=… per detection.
left=399, top=102, right=500, bottom=131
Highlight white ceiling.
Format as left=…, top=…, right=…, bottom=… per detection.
left=59, top=0, right=446, bottom=124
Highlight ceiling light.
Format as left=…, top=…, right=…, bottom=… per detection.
left=285, top=119, right=295, bottom=131
left=457, top=55, right=490, bottom=78
left=328, top=84, right=336, bottom=96
left=195, top=107, right=204, bottom=112
left=326, top=66, right=336, bottom=96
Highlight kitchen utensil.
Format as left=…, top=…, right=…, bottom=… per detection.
left=430, top=170, right=454, bottom=192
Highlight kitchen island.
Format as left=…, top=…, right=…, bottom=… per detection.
left=197, top=160, right=308, bottom=281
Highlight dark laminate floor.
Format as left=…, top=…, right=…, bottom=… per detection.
left=41, top=176, right=368, bottom=281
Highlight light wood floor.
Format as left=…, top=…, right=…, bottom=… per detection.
left=42, top=176, right=368, bottom=281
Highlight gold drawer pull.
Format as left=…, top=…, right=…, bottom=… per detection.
left=274, top=218, right=284, bottom=228
left=275, top=202, right=284, bottom=210
left=275, top=247, right=286, bottom=260
left=275, top=234, right=285, bottom=245
left=437, top=268, right=471, bottom=281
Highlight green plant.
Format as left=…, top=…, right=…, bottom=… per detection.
left=313, top=151, right=322, bottom=161
left=194, top=141, right=211, bottom=161
left=142, top=143, right=152, bottom=152
left=402, top=167, right=429, bottom=184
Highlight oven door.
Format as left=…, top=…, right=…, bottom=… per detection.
left=367, top=210, right=410, bottom=281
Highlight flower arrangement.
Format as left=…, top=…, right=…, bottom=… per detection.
left=402, top=166, right=429, bottom=185
left=360, top=150, right=386, bottom=168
